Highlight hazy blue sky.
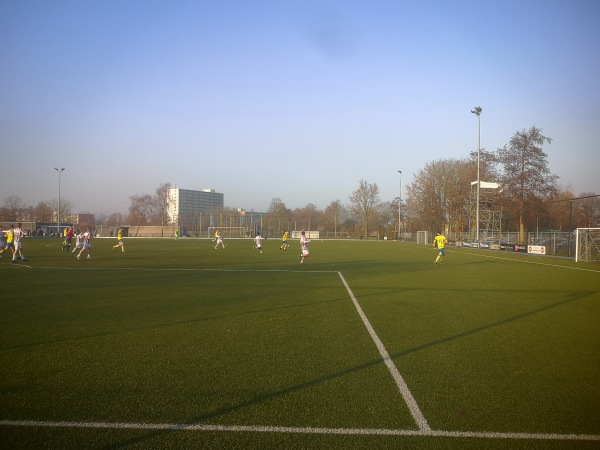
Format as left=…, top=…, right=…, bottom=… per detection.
left=2, top=0, right=599, bottom=216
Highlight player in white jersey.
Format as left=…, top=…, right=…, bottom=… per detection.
left=76, top=227, right=93, bottom=260
left=299, top=231, right=310, bottom=264
left=72, top=229, right=83, bottom=253
left=12, top=223, right=28, bottom=263
left=253, top=233, right=264, bottom=255
left=214, top=230, right=225, bottom=249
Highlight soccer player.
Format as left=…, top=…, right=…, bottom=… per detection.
left=77, top=227, right=93, bottom=260
left=253, top=233, right=264, bottom=255
left=214, top=230, right=225, bottom=249
left=113, top=228, right=125, bottom=252
left=72, top=229, right=83, bottom=253
left=299, top=231, right=310, bottom=264
left=62, top=226, right=74, bottom=252
left=0, top=225, right=4, bottom=258
left=1, top=225, right=15, bottom=259
left=433, top=232, right=448, bottom=265
left=280, top=230, right=289, bottom=251
left=12, top=223, right=27, bottom=263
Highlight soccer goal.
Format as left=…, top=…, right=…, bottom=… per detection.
left=417, top=230, right=429, bottom=245
left=575, top=228, right=600, bottom=263
left=207, top=226, right=247, bottom=239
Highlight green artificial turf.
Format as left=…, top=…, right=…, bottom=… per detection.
left=0, top=237, right=599, bottom=449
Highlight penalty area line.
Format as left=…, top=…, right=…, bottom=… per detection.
left=1, top=420, right=599, bottom=442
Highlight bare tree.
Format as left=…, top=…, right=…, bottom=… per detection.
left=376, top=201, right=396, bottom=238
left=95, top=213, right=107, bottom=226
left=3, top=195, right=27, bottom=222
left=33, top=201, right=54, bottom=222
left=265, top=198, right=292, bottom=235
left=468, top=148, right=498, bottom=182
left=127, top=194, right=154, bottom=236
left=348, top=179, right=380, bottom=238
left=294, top=203, right=320, bottom=231
left=47, top=198, right=73, bottom=223
left=323, top=200, right=346, bottom=236
left=497, top=126, right=558, bottom=243
left=406, top=159, right=472, bottom=234
left=546, top=189, right=574, bottom=231
left=267, top=198, right=290, bottom=216
left=577, top=193, right=600, bottom=228
left=105, top=212, right=125, bottom=227
left=153, top=182, right=172, bottom=235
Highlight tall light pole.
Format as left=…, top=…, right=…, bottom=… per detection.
left=54, top=167, right=65, bottom=236
left=398, top=170, right=402, bottom=240
left=471, top=106, right=482, bottom=244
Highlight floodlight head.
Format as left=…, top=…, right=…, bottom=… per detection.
left=471, top=106, right=482, bottom=115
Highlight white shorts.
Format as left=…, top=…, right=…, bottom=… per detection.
left=302, top=249, right=310, bottom=256
left=14, top=241, right=22, bottom=250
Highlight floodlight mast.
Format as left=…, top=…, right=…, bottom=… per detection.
left=398, top=170, right=402, bottom=240
left=471, top=107, right=482, bottom=245
left=54, top=168, right=65, bottom=236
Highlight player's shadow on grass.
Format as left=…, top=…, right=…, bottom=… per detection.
left=104, top=289, right=595, bottom=448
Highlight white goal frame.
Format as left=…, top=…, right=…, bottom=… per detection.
left=575, top=228, right=600, bottom=263
left=417, top=231, right=429, bottom=245
left=207, top=227, right=247, bottom=239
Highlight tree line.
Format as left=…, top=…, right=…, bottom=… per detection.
left=2, top=127, right=598, bottom=240
left=406, top=126, right=598, bottom=242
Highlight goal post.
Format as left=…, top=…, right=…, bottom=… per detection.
left=575, top=228, right=600, bottom=263
left=417, top=231, right=429, bottom=245
left=207, top=227, right=247, bottom=239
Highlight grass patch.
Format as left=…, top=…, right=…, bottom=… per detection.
left=1, top=237, right=599, bottom=448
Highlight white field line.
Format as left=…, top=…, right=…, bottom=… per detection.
left=1, top=420, right=599, bottom=441
left=32, top=266, right=339, bottom=273
left=403, top=239, right=600, bottom=273
left=337, top=272, right=431, bottom=432
left=455, top=249, right=600, bottom=273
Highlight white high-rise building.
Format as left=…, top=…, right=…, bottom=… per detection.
left=167, top=188, right=224, bottom=227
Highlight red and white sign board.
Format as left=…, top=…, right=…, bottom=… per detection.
left=528, top=245, right=546, bottom=255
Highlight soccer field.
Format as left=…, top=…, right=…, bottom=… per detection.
left=1, top=238, right=599, bottom=449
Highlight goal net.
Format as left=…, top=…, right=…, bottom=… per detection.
left=208, top=227, right=247, bottom=239
left=575, top=228, right=600, bottom=263
left=417, top=231, right=429, bottom=245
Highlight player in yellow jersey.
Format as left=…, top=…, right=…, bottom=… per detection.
left=113, top=228, right=125, bottom=252
left=0, top=225, right=5, bottom=258
left=0, top=225, right=12, bottom=258
left=433, top=232, right=447, bottom=265
left=280, top=230, right=289, bottom=251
